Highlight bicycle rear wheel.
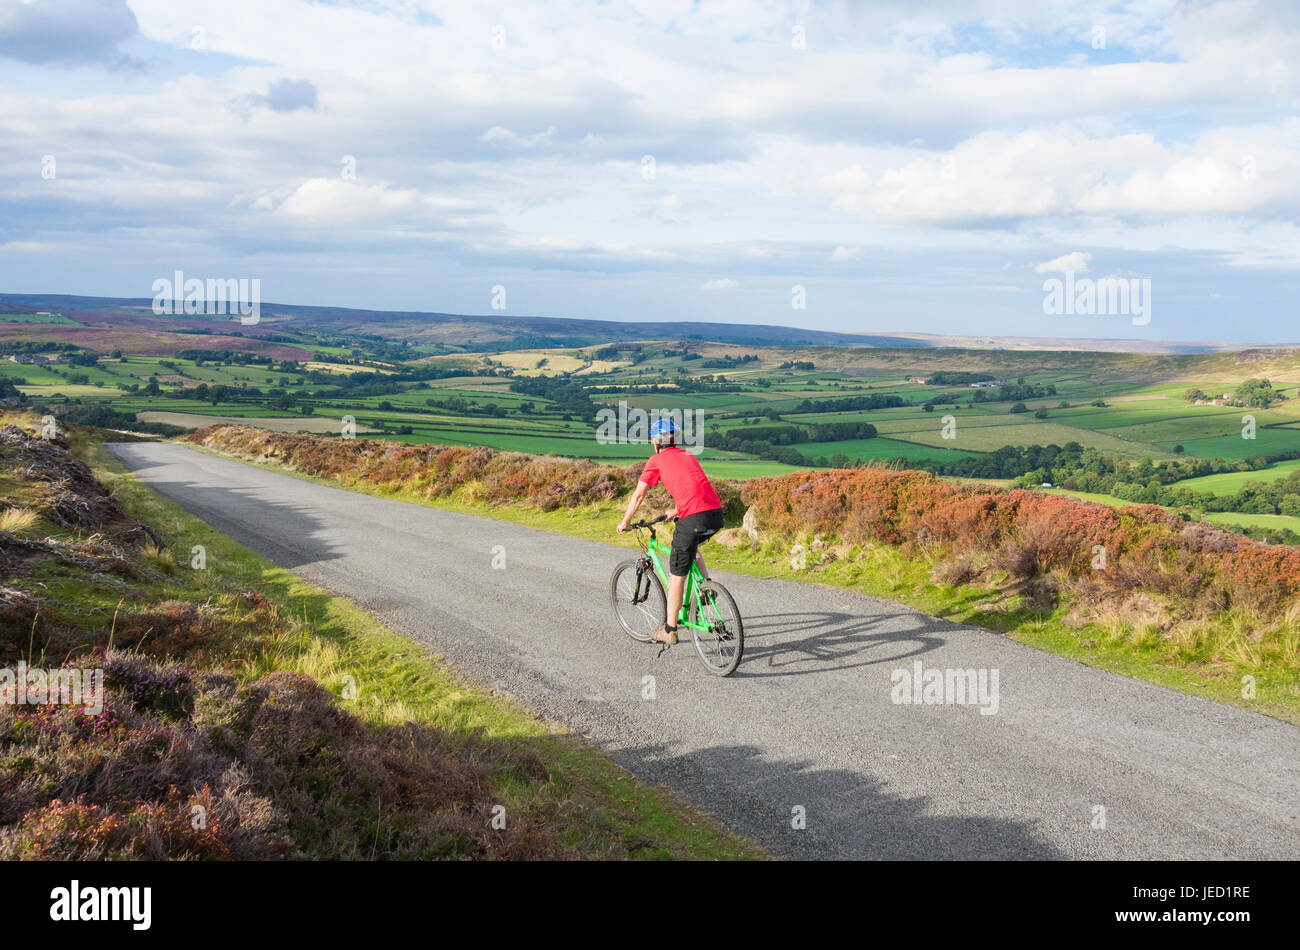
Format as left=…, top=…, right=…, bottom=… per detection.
left=609, top=559, right=666, bottom=642
left=692, top=581, right=743, bottom=676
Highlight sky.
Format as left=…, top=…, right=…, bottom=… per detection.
left=0, top=0, right=1298, bottom=344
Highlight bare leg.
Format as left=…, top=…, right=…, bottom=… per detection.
left=666, top=573, right=686, bottom=628
left=695, top=551, right=710, bottom=581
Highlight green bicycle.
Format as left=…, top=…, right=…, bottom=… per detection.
left=609, top=514, right=744, bottom=676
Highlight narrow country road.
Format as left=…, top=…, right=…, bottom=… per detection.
left=108, top=443, right=1300, bottom=860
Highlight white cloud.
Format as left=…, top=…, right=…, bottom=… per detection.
left=479, top=126, right=558, bottom=148
left=267, top=178, right=474, bottom=228
left=1037, top=251, right=1092, bottom=273
left=702, top=278, right=739, bottom=289
left=3, top=0, right=1300, bottom=340
left=825, top=123, right=1300, bottom=225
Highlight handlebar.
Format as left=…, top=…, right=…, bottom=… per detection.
left=627, top=514, right=675, bottom=529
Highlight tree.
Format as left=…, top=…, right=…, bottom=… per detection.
left=1231, top=378, right=1284, bottom=408
left=1009, top=402, right=1029, bottom=413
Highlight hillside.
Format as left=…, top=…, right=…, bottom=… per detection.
left=4, top=293, right=1294, bottom=354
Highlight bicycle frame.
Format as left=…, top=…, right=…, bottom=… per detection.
left=636, top=524, right=708, bottom=631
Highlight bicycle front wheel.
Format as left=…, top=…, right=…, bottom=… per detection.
left=692, top=581, right=744, bottom=676
left=609, top=559, right=666, bottom=642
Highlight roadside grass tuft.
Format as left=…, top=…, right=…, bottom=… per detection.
left=0, top=507, right=39, bottom=534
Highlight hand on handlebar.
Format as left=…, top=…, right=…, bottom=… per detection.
left=621, top=514, right=671, bottom=532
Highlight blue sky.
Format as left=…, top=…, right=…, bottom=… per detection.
left=1, top=0, right=1298, bottom=344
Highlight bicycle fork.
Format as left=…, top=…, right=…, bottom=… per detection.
left=632, top=557, right=653, bottom=606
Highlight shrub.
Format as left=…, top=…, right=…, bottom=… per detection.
left=740, top=466, right=1300, bottom=620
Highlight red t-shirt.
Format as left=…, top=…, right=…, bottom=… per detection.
left=639, top=447, right=721, bottom=518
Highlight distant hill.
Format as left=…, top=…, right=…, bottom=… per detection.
left=1, top=292, right=1294, bottom=354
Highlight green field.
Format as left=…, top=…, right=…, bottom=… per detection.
left=697, top=458, right=810, bottom=479
left=798, top=435, right=980, bottom=463
left=1205, top=511, right=1300, bottom=534
left=1174, top=458, right=1300, bottom=495
left=5, top=329, right=1300, bottom=517
left=0, top=313, right=77, bottom=324
left=1156, top=428, right=1300, bottom=459
left=881, top=417, right=1175, bottom=458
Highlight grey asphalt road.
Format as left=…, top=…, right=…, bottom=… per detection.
left=108, top=442, right=1300, bottom=860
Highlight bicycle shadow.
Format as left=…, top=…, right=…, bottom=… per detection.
left=729, top=609, right=952, bottom=679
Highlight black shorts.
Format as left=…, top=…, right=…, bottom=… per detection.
left=669, top=508, right=725, bottom=576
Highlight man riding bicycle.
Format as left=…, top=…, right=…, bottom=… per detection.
left=617, top=417, right=725, bottom=644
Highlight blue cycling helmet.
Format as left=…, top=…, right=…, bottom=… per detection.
left=649, top=417, right=679, bottom=446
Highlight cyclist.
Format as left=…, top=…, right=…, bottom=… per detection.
left=616, top=416, right=725, bottom=644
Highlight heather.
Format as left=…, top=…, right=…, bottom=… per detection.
left=0, top=417, right=763, bottom=860
left=188, top=424, right=1299, bottom=622
left=738, top=466, right=1300, bottom=618
left=185, top=424, right=746, bottom=518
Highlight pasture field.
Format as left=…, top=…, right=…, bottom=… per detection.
left=696, top=458, right=810, bottom=479
left=1155, top=428, right=1300, bottom=460
left=1205, top=511, right=1300, bottom=534
left=0, top=313, right=77, bottom=324
left=1174, top=458, right=1300, bottom=495
left=880, top=417, right=1175, bottom=457
left=4, top=331, right=1299, bottom=527
left=1043, top=488, right=1135, bottom=508
left=797, top=436, right=981, bottom=463
left=18, top=384, right=117, bottom=399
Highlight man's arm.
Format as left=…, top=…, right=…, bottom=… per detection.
left=617, top=480, right=651, bottom=533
